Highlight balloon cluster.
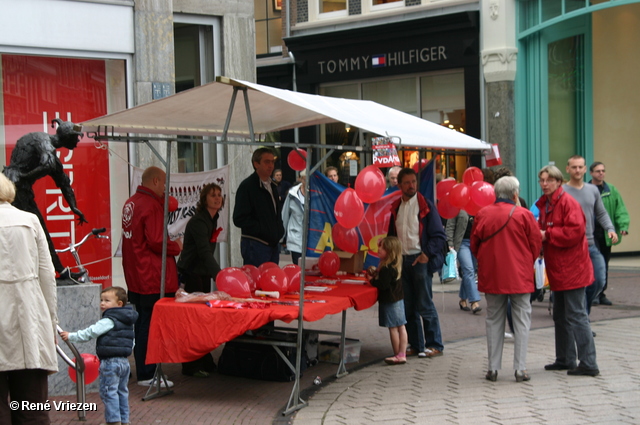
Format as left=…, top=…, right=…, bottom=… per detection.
left=216, top=262, right=302, bottom=297
left=334, top=165, right=385, bottom=230
left=436, top=167, right=496, bottom=219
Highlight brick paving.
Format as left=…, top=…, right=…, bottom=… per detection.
left=48, top=261, right=640, bottom=425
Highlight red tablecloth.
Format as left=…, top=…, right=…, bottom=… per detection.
left=147, top=283, right=377, bottom=364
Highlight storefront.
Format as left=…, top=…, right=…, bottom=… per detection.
left=0, top=1, right=134, bottom=287
left=261, top=11, right=482, bottom=184
left=516, top=0, right=640, bottom=252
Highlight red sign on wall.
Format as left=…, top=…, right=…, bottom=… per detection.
left=2, top=55, right=113, bottom=287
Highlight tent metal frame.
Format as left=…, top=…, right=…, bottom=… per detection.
left=87, top=82, right=488, bottom=414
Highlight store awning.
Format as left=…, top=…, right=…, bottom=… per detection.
left=81, top=76, right=490, bottom=151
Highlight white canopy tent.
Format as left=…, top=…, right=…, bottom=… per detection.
left=82, top=76, right=490, bottom=151
left=80, top=76, right=489, bottom=413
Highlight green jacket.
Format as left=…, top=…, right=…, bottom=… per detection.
left=591, top=181, right=630, bottom=246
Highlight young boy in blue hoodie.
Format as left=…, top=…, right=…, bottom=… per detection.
left=61, top=286, right=138, bottom=425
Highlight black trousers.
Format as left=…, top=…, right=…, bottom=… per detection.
left=129, top=291, right=174, bottom=381
left=0, top=369, right=50, bottom=425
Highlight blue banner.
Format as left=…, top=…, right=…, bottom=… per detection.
left=306, top=161, right=436, bottom=271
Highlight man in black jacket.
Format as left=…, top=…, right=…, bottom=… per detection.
left=233, top=147, right=285, bottom=266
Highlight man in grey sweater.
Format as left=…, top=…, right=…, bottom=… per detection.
left=563, top=155, right=618, bottom=316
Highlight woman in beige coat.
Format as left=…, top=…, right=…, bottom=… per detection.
left=0, top=173, right=58, bottom=425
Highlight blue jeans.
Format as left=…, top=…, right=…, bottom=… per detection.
left=458, top=239, right=481, bottom=303
left=401, top=254, right=444, bottom=352
left=99, top=357, right=131, bottom=424
left=553, top=287, right=598, bottom=370
left=241, top=238, right=279, bottom=267
left=585, top=244, right=606, bottom=315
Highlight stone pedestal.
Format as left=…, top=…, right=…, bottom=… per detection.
left=49, top=284, right=102, bottom=396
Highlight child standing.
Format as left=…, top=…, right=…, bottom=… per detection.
left=61, top=287, right=138, bottom=425
left=366, top=236, right=408, bottom=365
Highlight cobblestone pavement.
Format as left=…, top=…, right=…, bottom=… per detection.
left=48, top=261, right=640, bottom=425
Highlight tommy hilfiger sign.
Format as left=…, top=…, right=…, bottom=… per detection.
left=317, top=46, right=447, bottom=75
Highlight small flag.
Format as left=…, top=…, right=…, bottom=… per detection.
left=372, top=54, right=386, bottom=68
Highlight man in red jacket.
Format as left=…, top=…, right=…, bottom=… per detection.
left=471, top=176, right=541, bottom=383
left=122, top=166, right=182, bottom=387
left=535, top=165, right=599, bottom=377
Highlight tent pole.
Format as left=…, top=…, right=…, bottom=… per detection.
left=143, top=139, right=173, bottom=401
left=241, top=88, right=256, bottom=144
left=144, top=141, right=167, bottom=168
left=222, top=87, right=239, bottom=141
left=160, top=140, right=171, bottom=299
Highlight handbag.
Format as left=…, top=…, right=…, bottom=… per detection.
left=441, top=249, right=459, bottom=282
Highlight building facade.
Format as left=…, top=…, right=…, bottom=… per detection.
left=258, top=0, right=484, bottom=185
left=258, top=0, right=638, bottom=253
left=0, top=0, right=256, bottom=287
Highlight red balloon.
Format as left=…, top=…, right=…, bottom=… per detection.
left=216, top=267, right=251, bottom=298
left=69, top=353, right=100, bottom=384
left=436, top=178, right=457, bottom=200
left=464, top=198, right=484, bottom=216
left=449, top=183, right=471, bottom=209
left=437, top=196, right=461, bottom=220
left=282, top=264, right=302, bottom=292
left=470, top=181, right=496, bottom=207
left=258, top=267, right=288, bottom=293
left=334, top=188, right=364, bottom=229
left=240, top=265, right=259, bottom=292
left=287, top=149, right=307, bottom=171
left=332, top=222, right=360, bottom=254
left=462, top=167, right=484, bottom=186
left=258, top=262, right=279, bottom=275
left=318, top=251, right=340, bottom=277
left=355, top=165, right=386, bottom=204
left=168, top=196, right=179, bottom=212
left=412, top=158, right=430, bottom=173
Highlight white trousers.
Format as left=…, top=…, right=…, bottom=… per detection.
left=485, top=293, right=531, bottom=371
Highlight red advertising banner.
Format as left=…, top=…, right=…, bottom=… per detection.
left=2, top=55, right=112, bottom=287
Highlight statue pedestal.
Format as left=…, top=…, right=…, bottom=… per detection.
left=49, top=283, right=102, bottom=396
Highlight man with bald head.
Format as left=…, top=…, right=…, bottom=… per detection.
left=122, top=166, right=182, bottom=387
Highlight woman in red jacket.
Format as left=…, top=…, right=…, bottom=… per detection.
left=535, top=165, right=599, bottom=377
left=471, top=176, right=541, bottom=383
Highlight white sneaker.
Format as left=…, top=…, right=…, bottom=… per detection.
left=137, top=377, right=174, bottom=388
left=504, top=332, right=514, bottom=339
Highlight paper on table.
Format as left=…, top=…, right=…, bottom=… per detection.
left=304, top=286, right=331, bottom=292
left=340, top=279, right=366, bottom=284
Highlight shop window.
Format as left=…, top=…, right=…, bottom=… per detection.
left=362, top=78, right=417, bottom=116
left=174, top=22, right=218, bottom=172
left=371, top=0, right=403, bottom=8
left=321, top=0, right=347, bottom=14
left=319, top=71, right=467, bottom=180
left=548, top=35, right=584, bottom=171
left=255, top=0, right=283, bottom=55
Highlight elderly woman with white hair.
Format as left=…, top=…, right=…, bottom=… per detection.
left=0, top=172, right=58, bottom=424
left=470, top=176, right=542, bottom=383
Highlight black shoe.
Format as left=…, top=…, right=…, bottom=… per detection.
left=592, top=331, right=597, bottom=338
left=544, top=362, right=575, bottom=371
left=599, top=296, right=612, bottom=306
left=567, top=365, right=599, bottom=377
left=485, top=370, right=497, bottom=382
left=591, top=298, right=600, bottom=306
